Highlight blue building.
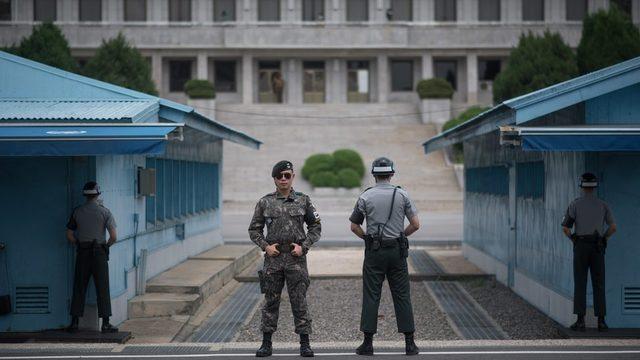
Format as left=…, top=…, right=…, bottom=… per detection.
left=423, top=57, right=640, bottom=328
left=0, top=51, right=260, bottom=331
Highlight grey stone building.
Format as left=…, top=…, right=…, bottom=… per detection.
left=1, top=0, right=638, bottom=111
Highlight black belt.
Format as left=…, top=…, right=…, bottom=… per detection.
left=575, top=235, right=599, bottom=243
left=380, top=238, right=401, bottom=248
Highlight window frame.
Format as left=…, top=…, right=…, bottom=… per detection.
left=168, top=59, right=194, bottom=93
left=79, top=0, right=102, bottom=22
left=565, top=0, right=587, bottom=21
left=390, top=59, right=415, bottom=92
left=258, top=0, right=280, bottom=21
left=522, top=0, right=544, bottom=21
left=434, top=0, right=456, bottom=21
left=214, top=60, right=238, bottom=93
left=346, top=0, right=368, bottom=21
left=169, top=0, right=192, bottom=22
left=124, top=0, right=147, bottom=22
left=434, top=59, right=458, bottom=91
left=214, top=0, right=236, bottom=22
left=33, top=0, right=57, bottom=22
left=302, top=0, right=325, bottom=21
left=0, top=0, right=12, bottom=21
left=478, top=0, right=500, bottom=22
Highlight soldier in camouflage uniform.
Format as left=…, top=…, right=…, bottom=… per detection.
left=249, top=160, right=321, bottom=358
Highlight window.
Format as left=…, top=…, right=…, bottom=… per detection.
left=465, top=166, right=508, bottom=196
left=0, top=0, right=11, bottom=21
left=258, top=0, right=280, bottom=21
left=347, top=60, right=370, bottom=103
left=566, top=0, right=587, bottom=21
left=79, top=0, right=101, bottom=21
left=478, top=59, right=501, bottom=81
left=303, top=0, right=324, bottom=21
left=145, top=158, right=219, bottom=226
left=34, top=0, right=56, bottom=21
left=214, top=60, right=237, bottom=92
left=388, top=0, right=411, bottom=21
left=390, top=60, right=414, bottom=92
left=303, top=61, right=325, bottom=103
left=434, top=0, right=455, bottom=21
left=258, top=61, right=283, bottom=103
left=516, top=161, right=544, bottom=199
left=522, top=0, right=544, bottom=21
left=347, top=0, right=368, bottom=21
left=169, top=0, right=191, bottom=21
left=214, top=0, right=235, bottom=21
left=478, top=0, right=500, bottom=21
left=124, top=0, right=146, bottom=21
left=169, top=60, right=192, bottom=92
left=611, top=0, right=632, bottom=17
left=434, top=60, right=457, bottom=90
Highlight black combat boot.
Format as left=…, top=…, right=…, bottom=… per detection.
left=66, top=316, right=79, bottom=333
left=355, top=332, right=374, bottom=356
left=256, top=332, right=273, bottom=357
left=404, top=332, right=419, bottom=356
left=101, top=317, right=119, bottom=333
left=570, top=316, right=586, bottom=332
left=598, top=317, right=609, bottom=332
left=299, top=333, right=314, bottom=357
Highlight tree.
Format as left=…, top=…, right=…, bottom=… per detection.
left=493, top=31, right=578, bottom=103
left=577, top=5, right=640, bottom=75
left=83, top=33, right=158, bottom=95
left=14, top=23, right=77, bottom=72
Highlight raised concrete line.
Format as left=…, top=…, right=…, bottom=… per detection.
left=425, top=281, right=508, bottom=340
left=409, top=249, right=445, bottom=275
left=190, top=283, right=262, bottom=343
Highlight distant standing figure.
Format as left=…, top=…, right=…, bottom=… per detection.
left=562, top=172, right=617, bottom=332
left=271, top=71, right=285, bottom=103
left=66, top=181, right=118, bottom=333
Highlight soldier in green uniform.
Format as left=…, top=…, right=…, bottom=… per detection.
left=562, top=173, right=617, bottom=332
left=249, top=160, right=321, bottom=357
left=349, top=157, right=420, bottom=356
left=65, top=181, right=118, bottom=333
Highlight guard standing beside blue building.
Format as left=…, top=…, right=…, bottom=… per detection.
left=349, top=157, right=420, bottom=356
left=562, top=173, right=617, bottom=332
left=65, top=181, right=118, bottom=333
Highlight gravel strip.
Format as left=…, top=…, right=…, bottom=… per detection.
left=235, top=279, right=459, bottom=342
left=460, top=278, right=566, bottom=339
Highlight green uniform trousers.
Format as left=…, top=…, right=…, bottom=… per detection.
left=360, top=246, right=415, bottom=334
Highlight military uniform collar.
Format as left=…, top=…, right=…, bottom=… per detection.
left=374, top=182, right=394, bottom=188
left=275, top=188, right=297, bottom=200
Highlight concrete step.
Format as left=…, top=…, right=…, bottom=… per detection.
left=127, top=245, right=259, bottom=319
left=128, top=293, right=201, bottom=318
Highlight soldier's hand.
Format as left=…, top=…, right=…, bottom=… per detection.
left=265, top=244, right=280, bottom=257
left=291, top=243, right=303, bottom=257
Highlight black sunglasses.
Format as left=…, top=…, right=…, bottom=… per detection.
left=275, top=172, right=293, bottom=180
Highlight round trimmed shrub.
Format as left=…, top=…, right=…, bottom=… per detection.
left=301, top=153, right=335, bottom=180
left=310, top=171, right=340, bottom=188
left=333, top=149, right=365, bottom=177
left=416, top=78, right=454, bottom=99
left=338, top=168, right=361, bottom=188
left=185, top=79, right=215, bottom=99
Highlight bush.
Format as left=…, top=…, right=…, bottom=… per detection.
left=577, top=5, right=640, bottom=75
left=442, top=106, right=490, bottom=164
left=416, top=78, right=454, bottom=99
left=83, top=33, right=158, bottom=95
left=333, top=149, right=365, bottom=177
left=14, top=23, right=77, bottom=73
left=493, top=31, right=578, bottom=103
left=185, top=79, right=216, bottom=99
left=301, top=154, right=335, bottom=180
left=310, top=171, right=340, bottom=188
left=338, top=168, right=361, bottom=188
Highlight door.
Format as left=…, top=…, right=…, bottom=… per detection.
left=0, top=157, right=72, bottom=331
left=597, top=153, right=640, bottom=328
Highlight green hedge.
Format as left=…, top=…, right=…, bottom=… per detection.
left=310, top=171, right=340, bottom=188
left=303, top=149, right=364, bottom=188
left=185, top=79, right=216, bottom=99
left=416, top=78, right=454, bottom=99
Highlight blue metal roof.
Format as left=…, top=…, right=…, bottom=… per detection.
left=0, top=100, right=158, bottom=122
left=423, top=56, right=640, bottom=154
left=0, top=51, right=261, bottom=149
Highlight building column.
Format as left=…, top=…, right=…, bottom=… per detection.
left=466, top=53, right=478, bottom=106
left=196, top=52, right=208, bottom=80
left=287, top=59, right=302, bottom=104
left=377, top=55, right=388, bottom=103
left=242, top=54, right=253, bottom=104
left=151, top=54, right=163, bottom=96
left=421, top=53, right=433, bottom=80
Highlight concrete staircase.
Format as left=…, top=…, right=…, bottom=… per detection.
left=206, top=103, right=462, bottom=214
left=127, top=245, right=259, bottom=319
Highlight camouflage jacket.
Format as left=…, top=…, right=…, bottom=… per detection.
left=248, top=189, right=321, bottom=253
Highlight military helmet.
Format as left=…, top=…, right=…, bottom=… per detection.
left=371, top=157, right=395, bottom=175
left=82, top=181, right=101, bottom=196
left=579, top=172, right=598, bottom=188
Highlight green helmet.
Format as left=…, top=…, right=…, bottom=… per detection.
left=371, top=157, right=395, bottom=175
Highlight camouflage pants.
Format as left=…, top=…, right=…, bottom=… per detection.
left=260, top=254, right=312, bottom=334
